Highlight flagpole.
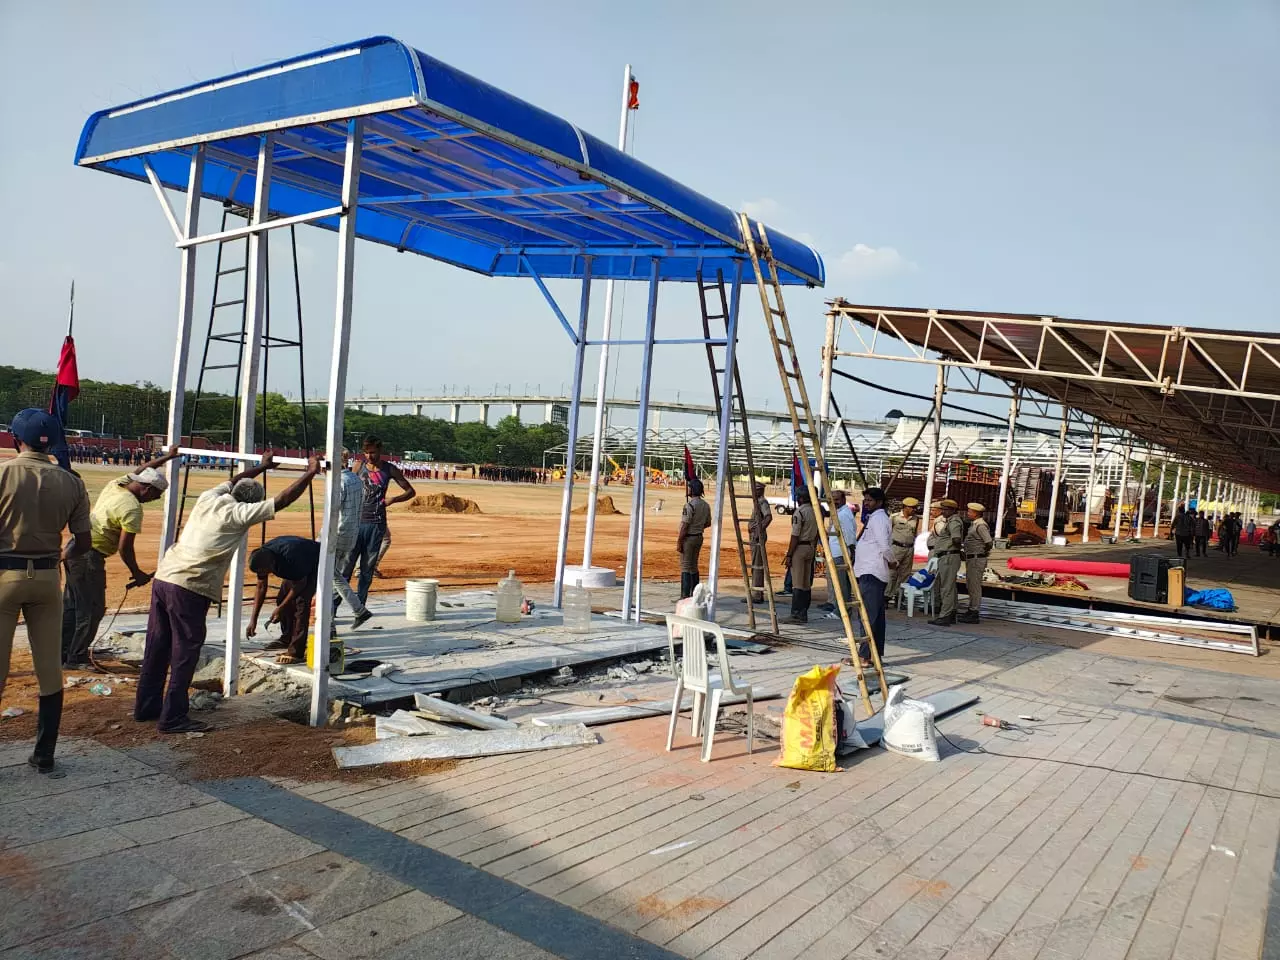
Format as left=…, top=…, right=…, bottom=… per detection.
left=581, top=64, right=636, bottom=577
left=66, top=280, right=75, bottom=337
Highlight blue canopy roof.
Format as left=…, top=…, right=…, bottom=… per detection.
left=76, top=37, right=823, bottom=286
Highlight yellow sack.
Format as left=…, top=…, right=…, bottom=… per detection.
left=775, top=665, right=840, bottom=772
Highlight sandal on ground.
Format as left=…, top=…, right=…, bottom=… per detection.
left=275, top=653, right=302, bottom=665
left=158, top=717, right=211, bottom=735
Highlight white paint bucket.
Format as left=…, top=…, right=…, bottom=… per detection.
left=406, top=578, right=439, bottom=622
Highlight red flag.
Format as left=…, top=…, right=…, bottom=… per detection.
left=683, top=445, right=695, bottom=482
left=52, top=336, right=80, bottom=402
left=627, top=78, right=640, bottom=111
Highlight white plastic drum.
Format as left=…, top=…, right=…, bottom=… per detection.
left=405, top=578, right=439, bottom=622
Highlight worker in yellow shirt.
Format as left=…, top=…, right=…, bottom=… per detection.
left=62, top=445, right=180, bottom=667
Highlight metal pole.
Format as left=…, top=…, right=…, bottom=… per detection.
left=553, top=262, right=593, bottom=606
left=582, top=63, right=635, bottom=570
left=1044, top=398, right=1069, bottom=542
left=1133, top=443, right=1152, bottom=538
left=705, top=261, right=743, bottom=618
left=621, top=259, right=659, bottom=620
left=818, top=310, right=837, bottom=429
left=158, top=146, right=205, bottom=562
left=920, top=364, right=945, bottom=523
left=309, top=119, right=362, bottom=728
left=224, top=134, right=272, bottom=699
left=1081, top=419, right=1100, bottom=543
left=993, top=387, right=1020, bottom=543
left=1113, top=436, right=1132, bottom=540
left=1160, top=462, right=1179, bottom=538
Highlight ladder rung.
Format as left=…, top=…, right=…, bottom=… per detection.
left=214, top=299, right=245, bottom=308
left=218, top=266, right=247, bottom=275
left=203, top=363, right=239, bottom=371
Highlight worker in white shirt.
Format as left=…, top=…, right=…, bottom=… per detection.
left=822, top=489, right=858, bottom=612
left=853, top=486, right=896, bottom=667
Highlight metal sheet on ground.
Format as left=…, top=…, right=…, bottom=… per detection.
left=333, top=723, right=599, bottom=768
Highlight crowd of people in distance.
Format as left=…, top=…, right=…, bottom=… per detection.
left=477, top=464, right=549, bottom=483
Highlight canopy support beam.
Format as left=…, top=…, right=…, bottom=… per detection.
left=622, top=259, right=660, bottom=621
left=553, top=262, right=594, bottom=607
left=705, top=260, right=744, bottom=617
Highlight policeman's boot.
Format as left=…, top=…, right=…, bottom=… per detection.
left=957, top=609, right=980, bottom=624
left=928, top=612, right=956, bottom=626
left=28, top=690, right=64, bottom=776
left=786, top=589, right=810, bottom=624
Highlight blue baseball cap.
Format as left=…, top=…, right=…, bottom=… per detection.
left=10, top=408, right=63, bottom=451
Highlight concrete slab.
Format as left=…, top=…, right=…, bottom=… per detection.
left=130, top=816, right=324, bottom=889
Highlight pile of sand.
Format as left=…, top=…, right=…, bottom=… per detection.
left=572, top=495, right=622, bottom=516
left=406, top=493, right=482, bottom=514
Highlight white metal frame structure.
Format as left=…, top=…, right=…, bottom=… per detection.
left=76, top=37, right=824, bottom=726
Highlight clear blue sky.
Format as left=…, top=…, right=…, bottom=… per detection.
left=1, top=1, right=1276, bottom=427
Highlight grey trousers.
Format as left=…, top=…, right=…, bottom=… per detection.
left=934, top=553, right=962, bottom=619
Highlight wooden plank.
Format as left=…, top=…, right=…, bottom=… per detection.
left=333, top=724, right=599, bottom=769
left=413, top=693, right=518, bottom=730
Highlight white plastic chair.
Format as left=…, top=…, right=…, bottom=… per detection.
left=664, top=614, right=754, bottom=762
left=899, top=556, right=938, bottom=619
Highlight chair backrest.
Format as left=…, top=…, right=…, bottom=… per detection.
left=926, top=556, right=938, bottom=574
left=665, top=614, right=745, bottom=695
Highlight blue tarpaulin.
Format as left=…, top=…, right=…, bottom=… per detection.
left=1184, top=588, right=1236, bottom=611
left=76, top=37, right=824, bottom=286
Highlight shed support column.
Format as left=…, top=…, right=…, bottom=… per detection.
left=224, top=134, right=273, bottom=699
left=1044, top=397, right=1069, bottom=542
left=705, top=261, right=744, bottom=619
left=158, top=145, right=205, bottom=562
left=1134, top=444, right=1152, bottom=538
left=621, top=259, right=660, bottom=621
left=920, top=364, right=946, bottom=523
left=553, top=262, right=593, bottom=607
left=310, top=118, right=362, bottom=728
left=1081, top=420, right=1101, bottom=543
left=994, top=388, right=1021, bottom=543
left=1113, top=436, right=1132, bottom=540
left=1152, top=457, right=1167, bottom=538
left=1162, top=463, right=1180, bottom=538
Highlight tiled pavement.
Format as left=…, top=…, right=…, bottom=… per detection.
left=3, top=615, right=1280, bottom=958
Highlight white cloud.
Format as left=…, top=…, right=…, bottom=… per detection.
left=740, top=197, right=783, bottom=222
left=833, top=243, right=917, bottom=281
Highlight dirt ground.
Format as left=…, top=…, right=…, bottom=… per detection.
left=41, top=461, right=786, bottom=614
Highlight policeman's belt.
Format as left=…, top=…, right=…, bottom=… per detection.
left=892, top=540, right=915, bottom=548
left=964, top=551, right=991, bottom=560
left=934, top=549, right=960, bottom=558
left=0, top=556, right=60, bottom=570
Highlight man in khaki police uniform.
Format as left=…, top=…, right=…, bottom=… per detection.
left=0, top=409, right=92, bottom=775
left=783, top=486, right=820, bottom=623
left=887, top=496, right=920, bottom=606
left=959, top=502, right=994, bottom=623
left=676, top=477, right=712, bottom=599
left=928, top=498, right=965, bottom=626
left=748, top=482, right=772, bottom=602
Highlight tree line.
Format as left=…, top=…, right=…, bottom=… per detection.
left=0, top=365, right=565, bottom=466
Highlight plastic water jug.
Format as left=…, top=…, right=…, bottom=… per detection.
left=562, top=585, right=592, bottom=634
left=495, top=569, right=524, bottom=623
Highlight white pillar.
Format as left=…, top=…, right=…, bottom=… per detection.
left=1081, top=420, right=1100, bottom=543
left=309, top=119, right=362, bottom=728
left=705, top=262, right=743, bottom=618
left=450, top=403, right=460, bottom=423
left=920, top=364, right=945, bottom=523
left=1133, top=444, right=1152, bottom=538
left=1113, top=436, right=1132, bottom=540
left=514, top=402, right=523, bottom=421
left=224, top=133, right=273, bottom=699
left=480, top=403, right=489, bottom=425
left=1161, top=462, right=1180, bottom=538
left=412, top=403, right=422, bottom=416
left=1044, top=400, right=1069, bottom=541
left=158, top=145, right=205, bottom=562
left=621, top=259, right=660, bottom=620
left=1151, top=458, right=1167, bottom=538
left=583, top=64, right=635, bottom=571
left=552, top=263, right=593, bottom=607
left=993, top=387, right=1021, bottom=544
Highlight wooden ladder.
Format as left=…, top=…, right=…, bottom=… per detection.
left=697, top=268, right=778, bottom=634
left=737, top=213, right=889, bottom=712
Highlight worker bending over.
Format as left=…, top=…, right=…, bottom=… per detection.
left=135, top=453, right=321, bottom=734
left=783, top=487, right=820, bottom=624
left=928, top=498, right=964, bottom=626
left=676, top=477, right=711, bottom=599
left=959, top=502, right=993, bottom=623
left=62, top=444, right=181, bottom=667
left=0, top=410, right=92, bottom=775
left=886, top=497, right=919, bottom=607
left=247, top=535, right=321, bottom=665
